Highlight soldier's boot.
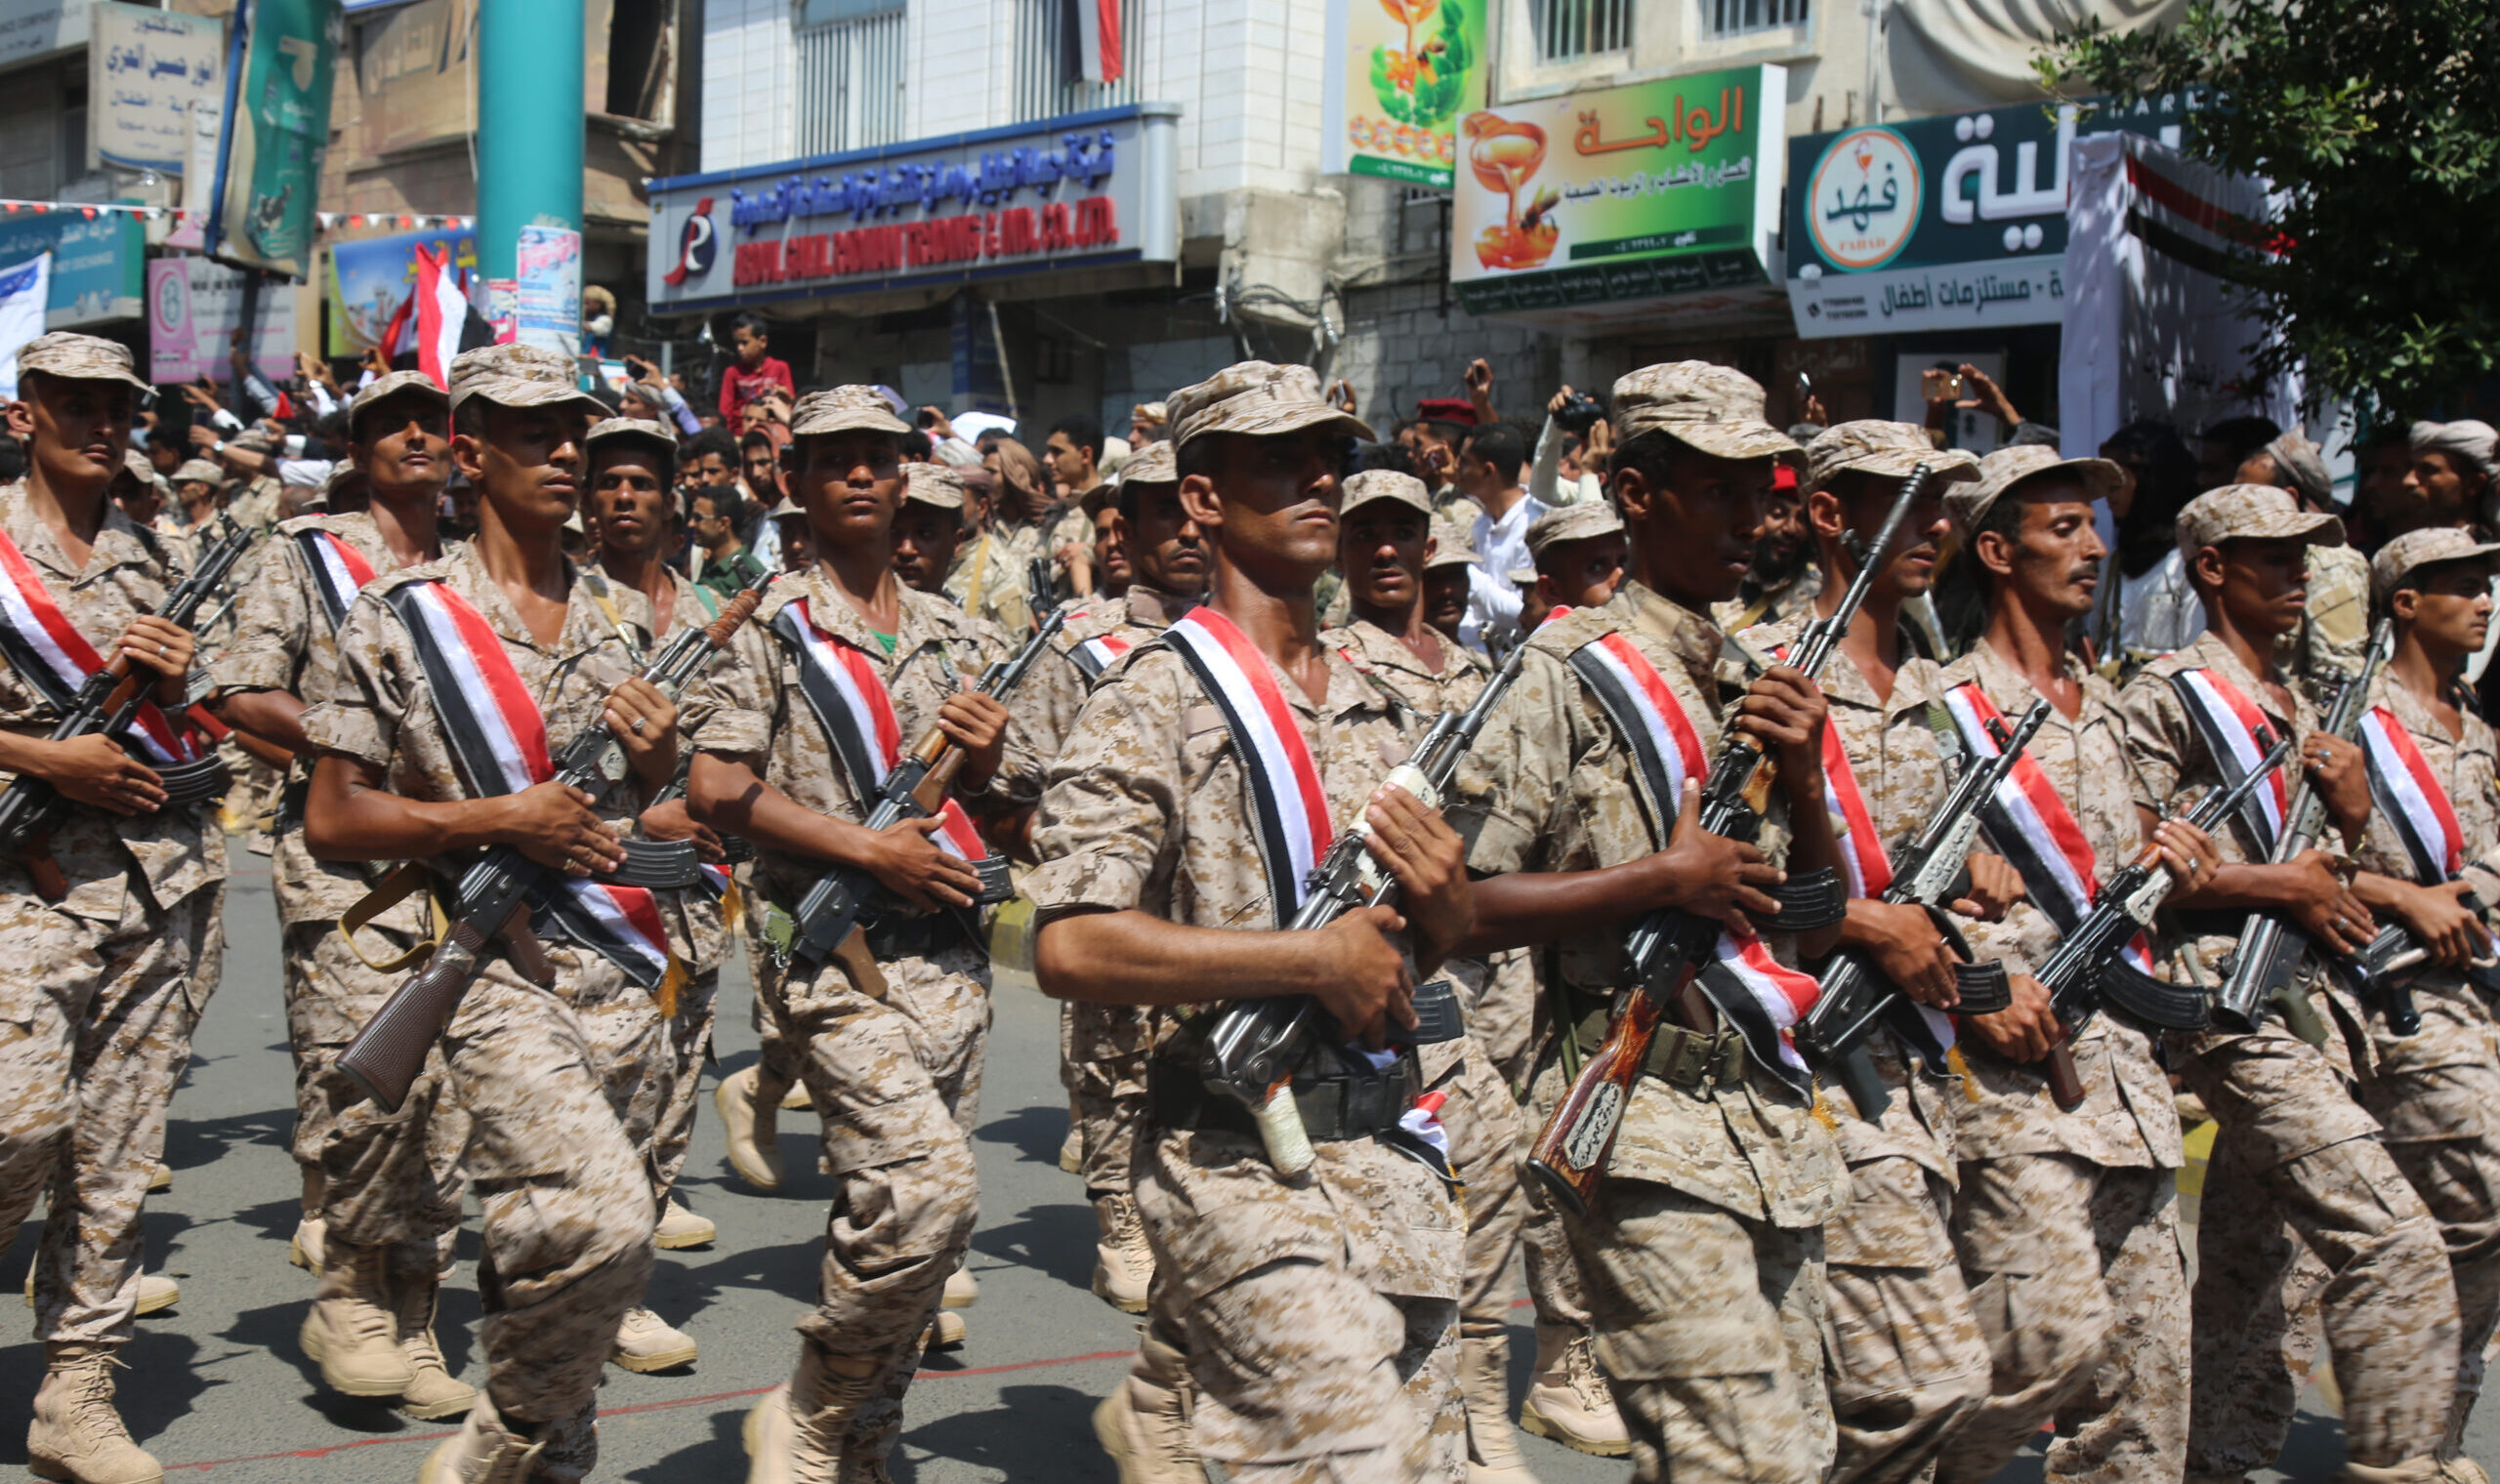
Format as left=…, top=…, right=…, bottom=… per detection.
left=300, top=1240, right=415, bottom=1398
left=1517, top=1323, right=1627, bottom=1459
left=416, top=1392, right=544, bottom=1484
left=389, top=1263, right=476, bottom=1422
left=744, top=1340, right=882, bottom=1484
left=2438, top=1408, right=2490, bottom=1484
left=2340, top=1460, right=2445, bottom=1484
left=717, top=1064, right=786, bottom=1193
left=781, top=1079, right=814, bottom=1111
left=921, top=1310, right=967, bottom=1351
left=944, top=1263, right=979, bottom=1308
left=1093, top=1334, right=1198, bottom=1484
left=612, top=1307, right=700, bottom=1373
left=654, top=1196, right=717, bottom=1250
left=1092, top=1191, right=1152, bottom=1314
left=1461, top=1334, right=1540, bottom=1483
left=291, top=1165, right=324, bottom=1271
left=27, top=1343, right=162, bottom=1484
left=146, top=1164, right=170, bottom=1193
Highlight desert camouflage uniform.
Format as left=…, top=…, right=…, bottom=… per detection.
left=301, top=544, right=663, bottom=1469
left=2282, top=542, right=2373, bottom=685
left=991, top=502, right=1094, bottom=606
left=212, top=512, right=462, bottom=1242
left=1712, top=559, right=1822, bottom=636
left=0, top=482, right=228, bottom=1352
left=1453, top=582, right=1846, bottom=1484
left=2299, top=671, right=2500, bottom=1462
left=2120, top=629, right=2460, bottom=1473
left=1015, top=584, right=1191, bottom=1198
left=686, top=574, right=1028, bottom=1466
left=944, top=527, right=1033, bottom=637
left=1935, top=639, right=2191, bottom=1484
left=1736, top=610, right=1990, bottom=1484
left=1026, top=637, right=1467, bottom=1483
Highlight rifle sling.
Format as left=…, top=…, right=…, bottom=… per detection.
left=336, top=861, right=450, bottom=973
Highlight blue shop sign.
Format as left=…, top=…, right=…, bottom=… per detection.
left=0, top=210, right=144, bottom=327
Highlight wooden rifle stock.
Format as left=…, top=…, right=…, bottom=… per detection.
left=1525, top=967, right=1714, bottom=1216
left=2042, top=1042, right=2086, bottom=1110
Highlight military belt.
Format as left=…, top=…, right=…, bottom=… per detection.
left=1147, top=1050, right=1424, bottom=1143
left=1571, top=1000, right=1747, bottom=1091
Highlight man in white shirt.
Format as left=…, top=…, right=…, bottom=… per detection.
left=1457, top=421, right=1545, bottom=652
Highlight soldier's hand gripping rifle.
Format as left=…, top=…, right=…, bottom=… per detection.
left=0, top=515, right=258, bottom=899
left=779, top=607, right=1067, bottom=977
left=1793, top=699, right=2053, bottom=1118
left=2214, top=621, right=2395, bottom=1034
left=2030, top=733, right=2295, bottom=1109
left=1198, top=643, right=1529, bottom=1176
left=1526, top=464, right=1934, bottom=1216
left=335, top=573, right=775, bottom=1111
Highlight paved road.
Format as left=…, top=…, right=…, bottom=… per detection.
left=0, top=845, right=2474, bottom=1480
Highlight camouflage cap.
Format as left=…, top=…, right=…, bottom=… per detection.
left=1526, top=500, right=1626, bottom=559
left=171, top=458, right=227, bottom=487
left=1115, top=438, right=1177, bottom=488
left=583, top=416, right=679, bottom=465
left=1802, top=420, right=1979, bottom=497
left=2256, top=432, right=2331, bottom=509
left=789, top=385, right=910, bottom=437
left=446, top=343, right=607, bottom=417
left=15, top=332, right=148, bottom=392
left=2175, top=482, right=2345, bottom=561
left=1167, top=360, right=1372, bottom=449
left=1608, top=362, right=1799, bottom=463
left=1946, top=443, right=2125, bottom=534
left=1424, top=517, right=1481, bottom=569
left=901, top=461, right=968, bottom=511
left=229, top=428, right=277, bottom=455
left=1340, top=469, right=1433, bottom=519
left=770, top=492, right=804, bottom=518
left=115, top=449, right=153, bottom=485
left=2370, top=526, right=2500, bottom=603
left=1505, top=565, right=1538, bottom=588
left=347, top=369, right=449, bottom=436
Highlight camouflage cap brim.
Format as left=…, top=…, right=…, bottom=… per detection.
left=449, top=376, right=609, bottom=419
left=348, top=370, right=449, bottom=433
left=15, top=332, right=149, bottom=392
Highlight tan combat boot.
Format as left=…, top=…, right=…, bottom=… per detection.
left=2340, top=1461, right=2446, bottom=1484
left=655, top=1196, right=717, bottom=1250
left=290, top=1165, right=324, bottom=1271
left=389, top=1258, right=475, bottom=1422
left=717, top=1064, right=786, bottom=1193
left=2438, top=1408, right=2491, bottom=1484
left=612, top=1306, right=700, bottom=1373
left=27, top=1343, right=162, bottom=1484
left=300, top=1240, right=414, bottom=1398
left=1092, top=1192, right=1152, bottom=1315
left=745, top=1339, right=882, bottom=1484
left=944, top=1263, right=979, bottom=1309
left=1517, top=1323, right=1627, bottom=1458
left=1093, top=1334, right=1198, bottom=1484
left=417, top=1392, right=543, bottom=1484
left=1461, top=1333, right=1539, bottom=1483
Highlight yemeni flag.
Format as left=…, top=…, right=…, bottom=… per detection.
left=1077, top=0, right=1123, bottom=82
left=376, top=243, right=470, bottom=390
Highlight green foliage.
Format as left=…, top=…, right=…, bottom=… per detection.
left=1370, top=0, right=1474, bottom=128
left=2041, top=0, right=2500, bottom=418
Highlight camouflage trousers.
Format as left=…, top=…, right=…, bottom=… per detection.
left=2180, top=1031, right=2460, bottom=1472
left=304, top=920, right=467, bottom=1249
left=576, top=966, right=719, bottom=1211
left=1936, top=1155, right=2187, bottom=1484
left=0, top=870, right=219, bottom=1346
left=1824, top=1155, right=1991, bottom=1484
left=1430, top=1036, right=1525, bottom=1341
left=1455, top=950, right=1591, bottom=1337
left=1060, top=996, right=1150, bottom=1195
left=771, top=939, right=989, bottom=1466
left=1565, top=1181, right=1836, bottom=1484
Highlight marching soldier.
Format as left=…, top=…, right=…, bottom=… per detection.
left=1928, top=444, right=2216, bottom=1484
left=683, top=387, right=1026, bottom=1481
left=210, top=368, right=472, bottom=1422
left=300, top=344, right=670, bottom=1480
left=0, top=334, right=226, bottom=1484
left=1733, top=422, right=2003, bottom=1484
left=1028, top=363, right=1475, bottom=1483
left=1452, top=362, right=1850, bottom=1484
left=2118, top=485, right=2463, bottom=1484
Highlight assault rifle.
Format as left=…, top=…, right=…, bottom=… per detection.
left=2215, top=622, right=2394, bottom=1032
left=777, top=607, right=1066, bottom=974
left=0, top=515, right=257, bottom=900
left=2031, top=733, right=2295, bottom=1109
left=335, top=571, right=774, bottom=1111
left=1526, top=464, right=1934, bottom=1216
left=1793, top=699, right=2053, bottom=1118
left=1198, top=643, right=1529, bottom=1175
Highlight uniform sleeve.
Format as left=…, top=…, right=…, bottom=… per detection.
left=2115, top=670, right=2197, bottom=814
left=1003, top=646, right=1084, bottom=805
left=686, top=621, right=777, bottom=758
left=298, top=593, right=404, bottom=770
left=209, top=535, right=312, bottom=693
left=1452, top=648, right=1573, bottom=876
left=1025, top=678, right=1177, bottom=921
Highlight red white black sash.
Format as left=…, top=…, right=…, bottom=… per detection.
left=0, top=523, right=201, bottom=766
left=295, top=526, right=378, bottom=633
left=1565, top=629, right=1824, bottom=1089
left=1767, top=642, right=1891, bottom=898
left=769, top=596, right=990, bottom=862
left=1163, top=606, right=1334, bottom=924
left=1069, top=632, right=1133, bottom=681
left=385, top=578, right=677, bottom=987
left=2358, top=706, right=2466, bottom=886
left=2167, top=667, right=2291, bottom=854
left=1942, top=680, right=2156, bottom=973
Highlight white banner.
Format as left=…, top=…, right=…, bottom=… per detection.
left=88, top=3, right=225, bottom=175
left=0, top=252, right=53, bottom=400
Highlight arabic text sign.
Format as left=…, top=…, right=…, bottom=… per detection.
left=0, top=0, right=82, bottom=69
left=1448, top=65, right=1784, bottom=316
left=1320, top=0, right=1485, bottom=189
left=147, top=255, right=299, bottom=384
left=0, top=211, right=141, bottom=328
left=89, top=3, right=224, bottom=175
